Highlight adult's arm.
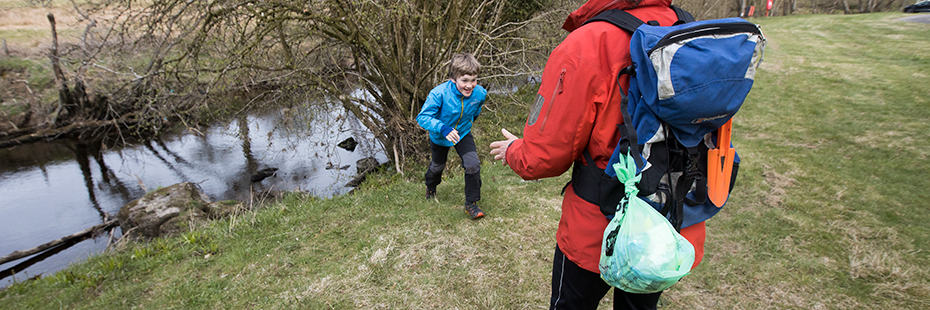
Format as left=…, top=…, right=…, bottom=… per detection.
left=506, top=43, right=607, bottom=180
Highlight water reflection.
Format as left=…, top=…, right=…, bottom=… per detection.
left=0, top=103, right=387, bottom=287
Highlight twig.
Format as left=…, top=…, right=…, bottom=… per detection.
left=393, top=142, right=403, bottom=175
left=134, top=174, right=147, bottom=192
left=104, top=227, right=117, bottom=253
left=13, top=80, right=34, bottom=94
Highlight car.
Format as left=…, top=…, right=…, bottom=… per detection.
left=904, top=0, right=930, bottom=12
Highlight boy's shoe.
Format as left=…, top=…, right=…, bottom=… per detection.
left=464, top=202, right=485, bottom=220
left=426, top=188, right=436, bottom=200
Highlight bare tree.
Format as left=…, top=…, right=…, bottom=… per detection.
left=66, top=0, right=558, bottom=158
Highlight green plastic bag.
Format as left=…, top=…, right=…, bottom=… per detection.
left=599, top=147, right=695, bottom=294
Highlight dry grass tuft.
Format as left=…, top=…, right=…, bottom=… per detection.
left=761, top=165, right=795, bottom=208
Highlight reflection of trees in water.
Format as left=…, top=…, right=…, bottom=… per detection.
left=155, top=138, right=191, bottom=167
left=144, top=140, right=190, bottom=182
left=283, top=101, right=375, bottom=166
left=90, top=144, right=136, bottom=205
left=240, top=114, right=258, bottom=176
left=72, top=143, right=103, bottom=218
left=233, top=114, right=259, bottom=199
left=66, top=140, right=137, bottom=221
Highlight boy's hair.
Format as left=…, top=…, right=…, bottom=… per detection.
left=448, top=53, right=481, bottom=79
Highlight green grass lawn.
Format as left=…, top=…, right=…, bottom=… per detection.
left=1, top=12, right=929, bottom=309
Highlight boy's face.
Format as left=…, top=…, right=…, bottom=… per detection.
left=452, top=74, right=478, bottom=98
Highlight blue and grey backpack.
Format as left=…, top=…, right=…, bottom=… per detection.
left=571, top=7, right=766, bottom=231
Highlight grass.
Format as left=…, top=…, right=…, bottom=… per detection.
left=0, top=57, right=53, bottom=87
left=0, top=0, right=85, bottom=52
left=0, top=57, right=53, bottom=116
left=682, top=12, right=930, bottom=309
left=2, top=12, right=930, bottom=309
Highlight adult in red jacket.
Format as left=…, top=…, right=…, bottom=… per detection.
left=490, top=0, right=706, bottom=308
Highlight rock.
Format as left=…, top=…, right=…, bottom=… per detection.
left=337, top=137, right=358, bottom=152
left=356, top=157, right=379, bottom=174
left=325, top=162, right=351, bottom=170
left=117, top=182, right=244, bottom=239
left=250, top=167, right=278, bottom=183
left=345, top=157, right=385, bottom=188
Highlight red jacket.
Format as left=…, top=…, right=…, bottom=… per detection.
left=506, top=0, right=705, bottom=273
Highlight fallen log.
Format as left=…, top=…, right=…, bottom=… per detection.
left=0, top=239, right=72, bottom=281
left=0, top=126, right=37, bottom=140
left=0, top=219, right=118, bottom=266
left=0, top=112, right=138, bottom=149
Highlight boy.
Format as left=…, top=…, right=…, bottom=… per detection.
left=416, top=53, right=487, bottom=220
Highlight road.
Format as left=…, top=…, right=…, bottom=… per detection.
left=899, top=13, right=930, bottom=24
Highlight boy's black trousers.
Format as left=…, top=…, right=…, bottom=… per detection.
left=424, top=133, right=481, bottom=203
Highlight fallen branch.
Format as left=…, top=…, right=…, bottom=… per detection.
left=0, top=219, right=118, bottom=266
left=0, top=112, right=138, bottom=149
left=0, top=127, right=34, bottom=140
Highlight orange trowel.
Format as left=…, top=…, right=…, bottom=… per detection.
left=707, top=119, right=735, bottom=208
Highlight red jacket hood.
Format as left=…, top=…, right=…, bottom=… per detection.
left=562, top=0, right=674, bottom=32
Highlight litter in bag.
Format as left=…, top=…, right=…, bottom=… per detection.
left=599, top=147, right=695, bottom=294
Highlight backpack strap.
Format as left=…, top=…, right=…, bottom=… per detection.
left=584, top=5, right=695, bottom=33
left=584, top=9, right=644, bottom=33
left=566, top=148, right=627, bottom=218
left=615, top=72, right=644, bottom=170
left=670, top=5, right=695, bottom=24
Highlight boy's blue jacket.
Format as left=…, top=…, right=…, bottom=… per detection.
left=416, top=80, right=487, bottom=147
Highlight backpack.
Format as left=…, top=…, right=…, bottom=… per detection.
left=569, top=6, right=766, bottom=231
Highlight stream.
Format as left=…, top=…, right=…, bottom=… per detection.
left=0, top=103, right=388, bottom=288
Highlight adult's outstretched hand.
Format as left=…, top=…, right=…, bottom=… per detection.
left=489, top=128, right=519, bottom=166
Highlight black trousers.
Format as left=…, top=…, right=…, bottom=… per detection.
left=550, top=245, right=662, bottom=310
left=424, top=133, right=481, bottom=203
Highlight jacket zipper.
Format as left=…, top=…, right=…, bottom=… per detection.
left=455, top=96, right=465, bottom=129
left=540, top=69, right=566, bottom=133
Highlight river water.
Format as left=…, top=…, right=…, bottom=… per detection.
left=0, top=103, right=388, bottom=287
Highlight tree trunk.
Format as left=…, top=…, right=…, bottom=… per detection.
left=47, top=13, right=76, bottom=123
